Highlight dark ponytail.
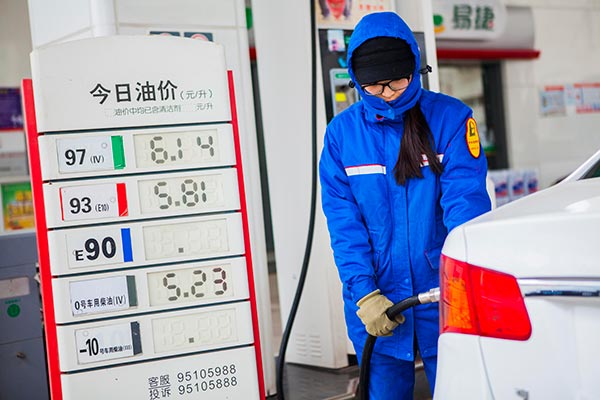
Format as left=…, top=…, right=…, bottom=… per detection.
left=393, top=103, right=443, bottom=185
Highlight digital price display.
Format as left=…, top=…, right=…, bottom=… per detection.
left=147, top=264, right=230, bottom=306
left=38, top=125, right=237, bottom=181
left=51, top=257, right=250, bottom=324
left=26, top=36, right=264, bottom=400
left=152, top=308, right=238, bottom=354
left=138, top=173, right=226, bottom=214
left=43, top=169, right=240, bottom=228
left=142, top=219, right=230, bottom=261
left=134, top=130, right=219, bottom=168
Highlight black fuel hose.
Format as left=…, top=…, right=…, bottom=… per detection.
left=359, top=288, right=440, bottom=400
left=275, top=0, right=318, bottom=398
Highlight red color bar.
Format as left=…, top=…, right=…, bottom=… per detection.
left=0, top=128, right=25, bottom=132
left=22, top=78, right=63, bottom=400
left=59, top=188, right=65, bottom=221
left=437, top=48, right=541, bottom=60
left=116, top=183, right=128, bottom=217
left=227, top=70, right=266, bottom=399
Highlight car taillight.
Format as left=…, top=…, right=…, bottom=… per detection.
left=440, top=254, right=532, bottom=340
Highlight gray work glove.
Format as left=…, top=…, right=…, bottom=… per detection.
left=356, top=289, right=405, bottom=337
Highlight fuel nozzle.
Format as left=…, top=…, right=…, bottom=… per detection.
left=417, top=287, right=440, bottom=304
left=384, top=287, right=440, bottom=321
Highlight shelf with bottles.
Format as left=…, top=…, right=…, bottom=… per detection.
left=488, top=168, right=539, bottom=207
left=0, top=175, right=34, bottom=235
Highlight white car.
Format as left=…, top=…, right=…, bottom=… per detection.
left=434, top=150, right=600, bottom=400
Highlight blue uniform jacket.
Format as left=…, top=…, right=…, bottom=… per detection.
left=319, top=12, right=491, bottom=361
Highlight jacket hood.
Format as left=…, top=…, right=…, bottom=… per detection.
left=348, top=12, right=422, bottom=121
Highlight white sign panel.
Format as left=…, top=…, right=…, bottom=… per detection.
left=56, top=135, right=118, bottom=174
left=69, top=275, right=135, bottom=316
left=59, top=183, right=124, bottom=222
left=31, top=36, right=230, bottom=132
left=75, top=321, right=141, bottom=364
left=61, top=347, right=260, bottom=400
left=61, top=225, right=132, bottom=270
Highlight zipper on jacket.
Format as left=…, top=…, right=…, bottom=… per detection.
left=404, top=182, right=413, bottom=284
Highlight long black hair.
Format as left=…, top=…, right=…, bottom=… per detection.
left=393, top=103, right=443, bottom=185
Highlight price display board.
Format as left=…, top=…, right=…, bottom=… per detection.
left=23, top=36, right=264, bottom=400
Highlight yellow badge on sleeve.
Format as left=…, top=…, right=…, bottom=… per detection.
left=465, top=118, right=481, bottom=158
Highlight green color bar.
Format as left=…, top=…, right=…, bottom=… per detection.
left=246, top=7, right=253, bottom=29
left=111, top=136, right=125, bottom=170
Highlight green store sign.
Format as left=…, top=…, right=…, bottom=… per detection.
left=432, top=0, right=507, bottom=40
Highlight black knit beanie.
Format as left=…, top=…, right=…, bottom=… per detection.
left=352, top=37, right=415, bottom=85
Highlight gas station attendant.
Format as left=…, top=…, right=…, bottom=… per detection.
left=319, top=12, right=491, bottom=399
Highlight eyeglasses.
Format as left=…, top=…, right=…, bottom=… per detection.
left=361, top=76, right=411, bottom=96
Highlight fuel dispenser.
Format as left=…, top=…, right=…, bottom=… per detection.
left=319, top=28, right=431, bottom=122
left=0, top=232, right=49, bottom=399
left=318, top=28, right=358, bottom=120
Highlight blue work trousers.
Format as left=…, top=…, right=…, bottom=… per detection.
left=355, top=347, right=437, bottom=400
